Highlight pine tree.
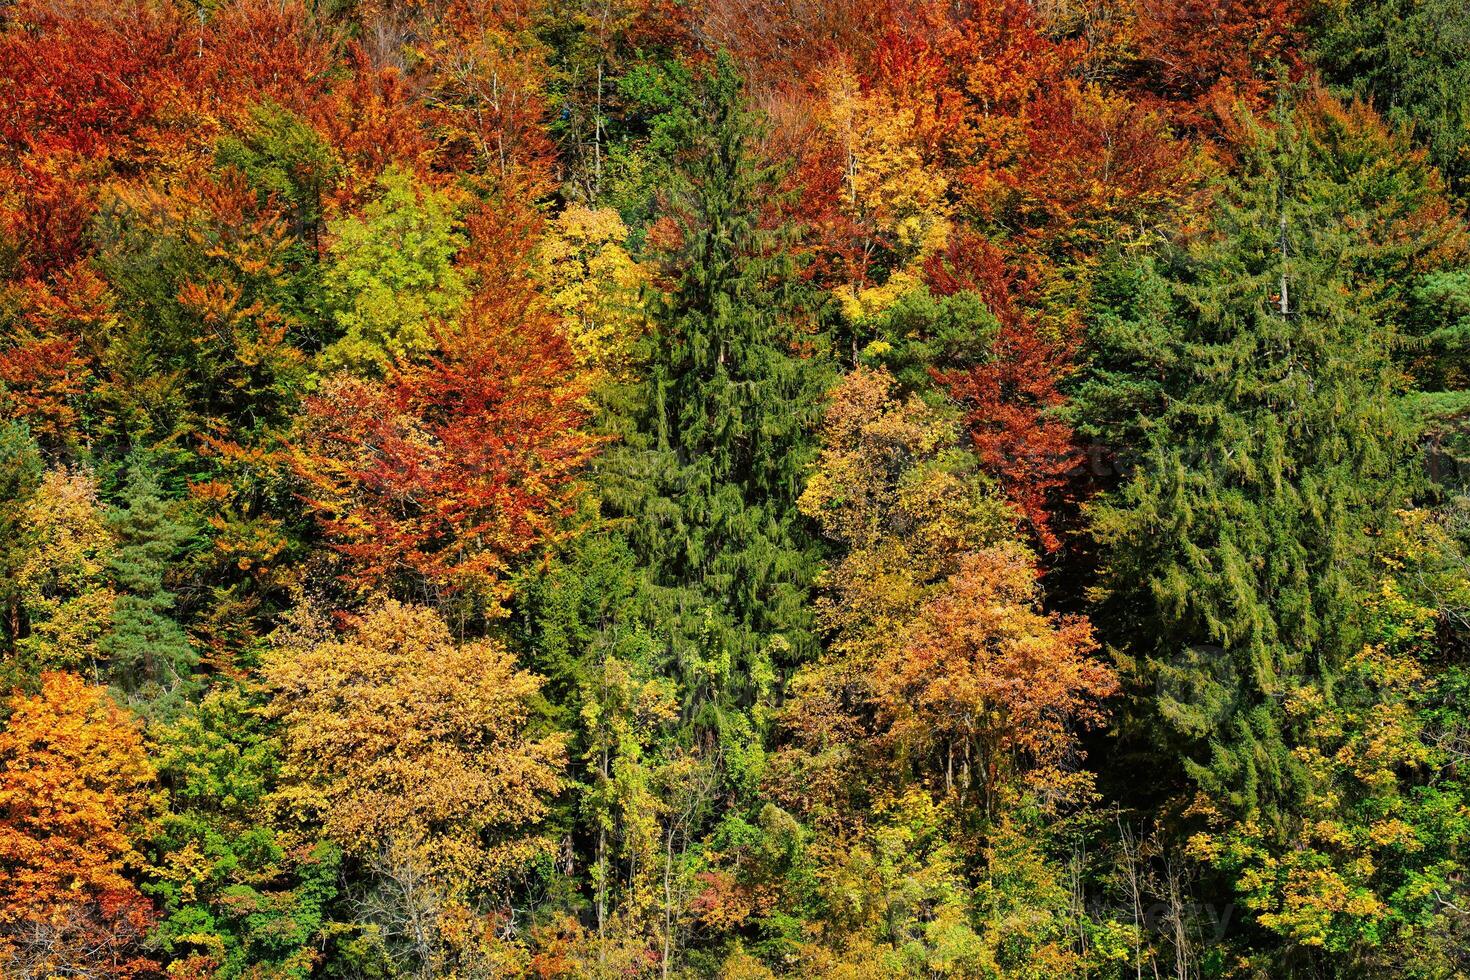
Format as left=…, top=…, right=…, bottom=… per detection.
left=0, top=422, right=42, bottom=657
left=100, top=456, right=197, bottom=714
left=1090, top=97, right=1423, bottom=834
left=598, top=54, right=830, bottom=730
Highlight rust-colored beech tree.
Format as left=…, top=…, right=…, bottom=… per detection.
left=295, top=208, right=597, bottom=611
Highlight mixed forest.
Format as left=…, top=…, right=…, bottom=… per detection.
left=3, top=0, right=1470, bottom=977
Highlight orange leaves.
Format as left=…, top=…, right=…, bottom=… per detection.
left=1130, top=0, right=1305, bottom=130
left=315, top=47, right=434, bottom=205
left=699, top=0, right=899, bottom=81
left=0, top=266, right=107, bottom=452
left=0, top=672, right=157, bottom=977
left=295, top=282, right=597, bottom=611
left=0, top=154, right=106, bottom=277
left=418, top=0, right=558, bottom=194
left=879, top=543, right=1117, bottom=807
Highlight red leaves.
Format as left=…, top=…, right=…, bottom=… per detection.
left=926, top=235, right=1079, bottom=552
left=937, top=336, right=1078, bottom=553
left=0, top=0, right=186, bottom=163
left=180, top=0, right=337, bottom=127
left=296, top=229, right=598, bottom=608
left=1131, top=0, right=1305, bottom=131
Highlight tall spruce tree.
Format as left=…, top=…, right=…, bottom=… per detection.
left=0, top=422, right=42, bottom=660
left=101, top=455, right=198, bottom=715
left=1089, top=97, right=1423, bottom=834
left=594, top=54, right=830, bottom=734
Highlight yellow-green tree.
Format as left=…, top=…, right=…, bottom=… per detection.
left=536, top=204, right=648, bottom=391
left=12, top=466, right=116, bottom=674
left=320, top=168, right=468, bottom=375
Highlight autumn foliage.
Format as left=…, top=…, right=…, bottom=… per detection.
left=2, top=0, right=1468, bottom=976
left=295, top=294, right=595, bottom=610
left=0, top=673, right=156, bottom=978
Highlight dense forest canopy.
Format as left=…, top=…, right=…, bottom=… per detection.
left=1, top=0, right=1469, bottom=977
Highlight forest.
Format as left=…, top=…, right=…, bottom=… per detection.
left=1, top=0, right=1469, bottom=977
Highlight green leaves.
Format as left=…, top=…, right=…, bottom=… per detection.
left=101, top=454, right=199, bottom=717
left=320, top=168, right=468, bottom=375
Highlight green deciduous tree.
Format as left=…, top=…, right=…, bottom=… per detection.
left=146, top=683, right=341, bottom=979
left=320, top=168, right=468, bottom=375
left=0, top=421, right=42, bottom=659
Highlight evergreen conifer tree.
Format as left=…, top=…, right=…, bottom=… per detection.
left=1090, top=97, right=1423, bottom=832
left=597, top=53, right=830, bottom=734
left=1311, top=0, right=1470, bottom=196
left=0, top=422, right=42, bottom=656
left=100, top=456, right=198, bottom=714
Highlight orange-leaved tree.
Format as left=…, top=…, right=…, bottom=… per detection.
left=879, top=543, right=1118, bottom=812
left=0, top=672, right=157, bottom=978
left=295, top=203, right=598, bottom=612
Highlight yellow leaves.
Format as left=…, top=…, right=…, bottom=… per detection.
left=799, top=367, right=975, bottom=554
left=1185, top=832, right=1222, bottom=863
left=18, top=467, right=111, bottom=587
left=1366, top=818, right=1419, bottom=851
left=820, top=62, right=950, bottom=260
left=15, top=467, right=117, bottom=671
left=1308, top=819, right=1355, bottom=849
left=536, top=204, right=648, bottom=390
left=1255, top=862, right=1386, bottom=949
left=1284, top=683, right=1326, bottom=720
left=785, top=367, right=1100, bottom=810
left=153, top=840, right=209, bottom=906
left=264, top=600, right=565, bottom=892
left=834, top=268, right=924, bottom=324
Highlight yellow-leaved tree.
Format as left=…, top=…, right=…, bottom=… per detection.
left=12, top=466, right=116, bottom=674
left=818, top=60, right=952, bottom=322
left=780, top=366, right=1015, bottom=819
left=536, top=204, right=648, bottom=392
left=264, top=600, right=565, bottom=974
